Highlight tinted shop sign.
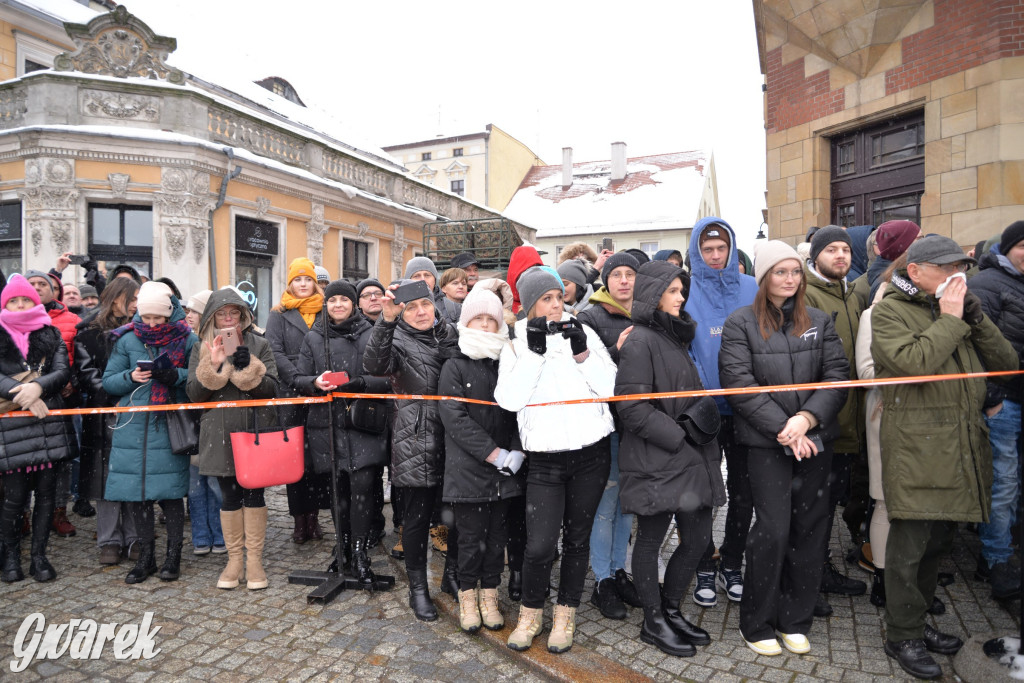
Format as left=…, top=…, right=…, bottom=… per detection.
left=0, top=203, right=21, bottom=241
left=236, top=218, right=278, bottom=255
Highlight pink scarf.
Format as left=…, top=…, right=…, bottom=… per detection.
left=0, top=305, right=52, bottom=360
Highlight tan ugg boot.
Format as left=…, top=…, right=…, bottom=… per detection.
left=479, top=588, right=504, bottom=630
left=458, top=588, right=481, bottom=633
left=506, top=605, right=544, bottom=651
left=216, top=509, right=244, bottom=589
left=242, top=506, right=268, bottom=590
left=547, top=604, right=577, bottom=653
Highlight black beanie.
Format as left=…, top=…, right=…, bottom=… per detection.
left=999, top=221, right=1024, bottom=256
left=356, top=278, right=384, bottom=299
left=810, top=225, right=851, bottom=265
left=601, top=251, right=640, bottom=285
left=324, top=279, right=357, bottom=303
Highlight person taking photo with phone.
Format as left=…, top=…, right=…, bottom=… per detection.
left=718, top=241, right=848, bottom=658
left=102, top=282, right=197, bottom=584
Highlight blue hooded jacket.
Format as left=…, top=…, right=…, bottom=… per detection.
left=846, top=225, right=874, bottom=281
left=686, top=217, right=759, bottom=414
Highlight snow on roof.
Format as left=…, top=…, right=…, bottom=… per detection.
left=504, top=150, right=709, bottom=238
left=6, top=0, right=405, bottom=173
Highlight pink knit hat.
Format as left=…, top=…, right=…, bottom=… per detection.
left=1, top=274, right=42, bottom=308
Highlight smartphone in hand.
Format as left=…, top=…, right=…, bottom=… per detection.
left=215, top=327, right=240, bottom=355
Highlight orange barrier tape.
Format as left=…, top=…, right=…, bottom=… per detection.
left=0, top=369, right=1021, bottom=418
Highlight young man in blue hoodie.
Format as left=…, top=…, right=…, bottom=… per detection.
left=686, top=218, right=759, bottom=608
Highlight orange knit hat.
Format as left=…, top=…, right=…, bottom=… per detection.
left=287, top=257, right=317, bottom=284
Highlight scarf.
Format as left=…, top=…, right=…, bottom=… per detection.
left=280, top=291, right=324, bottom=328
left=457, top=324, right=509, bottom=360
left=653, top=310, right=696, bottom=346
left=0, top=305, right=51, bottom=360
left=113, top=319, right=192, bottom=404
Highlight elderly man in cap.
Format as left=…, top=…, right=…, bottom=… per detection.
left=871, top=235, right=1016, bottom=679
left=449, top=252, right=481, bottom=290
left=802, top=226, right=868, bottom=616
left=967, top=220, right=1024, bottom=600
left=79, top=284, right=100, bottom=310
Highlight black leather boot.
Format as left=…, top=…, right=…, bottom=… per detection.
left=661, top=595, right=711, bottom=645
left=125, top=541, right=157, bottom=584
left=440, top=554, right=459, bottom=598
left=28, top=498, right=56, bottom=582
left=159, top=542, right=181, bottom=581
left=870, top=568, right=886, bottom=607
left=353, top=537, right=375, bottom=587
left=407, top=569, right=437, bottom=621
left=640, top=605, right=695, bottom=657
left=1, top=538, right=23, bottom=583
left=508, top=569, right=523, bottom=602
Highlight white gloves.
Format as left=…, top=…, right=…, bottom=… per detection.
left=493, top=448, right=526, bottom=476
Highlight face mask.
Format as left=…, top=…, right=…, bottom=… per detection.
left=934, top=271, right=966, bottom=298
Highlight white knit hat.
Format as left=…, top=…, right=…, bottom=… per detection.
left=753, top=240, right=802, bottom=285
left=137, top=281, right=174, bottom=317
left=459, top=287, right=507, bottom=334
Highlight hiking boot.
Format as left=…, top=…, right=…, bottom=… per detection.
left=820, top=561, right=866, bottom=595
left=507, top=605, right=544, bottom=651
left=430, top=525, right=448, bottom=554
left=885, top=639, right=942, bottom=680
left=479, top=588, right=504, bottom=630
left=159, top=543, right=182, bottom=581
left=692, top=571, right=717, bottom=608
left=458, top=588, right=481, bottom=633
left=590, top=577, right=627, bottom=620
left=125, top=541, right=156, bottom=584
left=391, top=526, right=405, bottom=560
left=547, top=604, right=576, bottom=653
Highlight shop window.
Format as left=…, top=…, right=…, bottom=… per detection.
left=88, top=204, right=153, bottom=278
left=830, top=112, right=924, bottom=227
left=450, top=179, right=465, bottom=197
left=0, top=202, right=22, bottom=277
left=235, top=217, right=279, bottom=329
left=343, top=239, right=370, bottom=281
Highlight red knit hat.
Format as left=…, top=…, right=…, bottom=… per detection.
left=1, top=274, right=42, bottom=308
left=876, top=220, right=921, bottom=261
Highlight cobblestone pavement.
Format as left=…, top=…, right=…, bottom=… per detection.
left=0, top=481, right=1019, bottom=682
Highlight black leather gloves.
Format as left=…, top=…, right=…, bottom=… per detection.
left=526, top=317, right=548, bottom=355
left=562, top=318, right=588, bottom=356
left=232, top=346, right=251, bottom=369
left=962, top=291, right=985, bottom=326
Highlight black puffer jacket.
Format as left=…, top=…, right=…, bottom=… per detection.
left=265, top=307, right=320, bottom=427
left=615, top=261, right=726, bottom=516
left=968, top=251, right=1024, bottom=404
left=719, top=299, right=849, bottom=449
left=577, top=291, right=632, bottom=363
left=363, top=314, right=456, bottom=488
left=0, top=324, right=75, bottom=471
left=294, top=312, right=390, bottom=474
left=439, top=348, right=524, bottom=503
left=73, top=317, right=125, bottom=500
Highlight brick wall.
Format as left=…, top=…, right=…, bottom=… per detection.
left=766, top=0, right=1024, bottom=133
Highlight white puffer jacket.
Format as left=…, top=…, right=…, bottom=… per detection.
left=495, top=313, right=616, bottom=453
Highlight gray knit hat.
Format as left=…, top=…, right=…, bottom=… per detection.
left=556, top=259, right=589, bottom=288
left=517, top=266, right=564, bottom=317
left=404, top=256, right=439, bottom=282
left=809, top=225, right=851, bottom=265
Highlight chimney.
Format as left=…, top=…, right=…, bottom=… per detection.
left=562, top=147, right=573, bottom=187
left=611, top=141, right=627, bottom=182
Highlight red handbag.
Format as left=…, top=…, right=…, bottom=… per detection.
left=230, top=408, right=305, bottom=489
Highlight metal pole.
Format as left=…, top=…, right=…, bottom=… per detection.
left=209, top=147, right=241, bottom=289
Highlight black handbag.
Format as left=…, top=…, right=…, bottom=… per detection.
left=677, top=396, right=721, bottom=446
left=166, top=408, right=201, bottom=455
left=345, top=398, right=389, bottom=435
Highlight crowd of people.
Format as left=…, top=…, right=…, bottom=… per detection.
left=0, top=216, right=1021, bottom=680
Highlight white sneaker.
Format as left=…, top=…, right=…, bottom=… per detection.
left=692, top=571, right=717, bottom=608
left=778, top=632, right=810, bottom=654
left=743, top=636, right=782, bottom=656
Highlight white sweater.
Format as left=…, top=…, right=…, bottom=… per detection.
left=494, top=314, right=616, bottom=453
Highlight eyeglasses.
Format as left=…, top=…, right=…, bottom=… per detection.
left=770, top=268, right=803, bottom=280
left=920, top=262, right=968, bottom=274
left=359, top=291, right=384, bottom=300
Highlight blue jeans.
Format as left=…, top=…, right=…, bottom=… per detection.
left=589, top=433, right=633, bottom=581
left=188, top=465, right=224, bottom=548
left=980, top=399, right=1021, bottom=565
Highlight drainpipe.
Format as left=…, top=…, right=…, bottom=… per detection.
left=209, top=147, right=242, bottom=288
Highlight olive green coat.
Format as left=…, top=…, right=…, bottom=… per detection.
left=870, top=270, right=1017, bottom=522
left=803, top=266, right=865, bottom=454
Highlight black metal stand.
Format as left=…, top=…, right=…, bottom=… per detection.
left=287, top=362, right=393, bottom=605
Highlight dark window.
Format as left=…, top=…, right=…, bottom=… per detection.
left=24, top=59, right=48, bottom=74
left=0, top=202, right=21, bottom=277
left=453, top=148, right=463, bottom=157
left=450, top=179, right=465, bottom=197
left=422, top=152, right=431, bottom=161
left=830, top=112, right=924, bottom=227
left=343, top=239, right=369, bottom=281
left=88, top=204, right=153, bottom=278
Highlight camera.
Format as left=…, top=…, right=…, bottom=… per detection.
left=547, top=320, right=574, bottom=334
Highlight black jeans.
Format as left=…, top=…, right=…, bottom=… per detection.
left=635, top=507, right=713, bottom=608
left=454, top=499, right=512, bottom=590
left=217, top=476, right=265, bottom=511
left=842, top=446, right=871, bottom=542
left=521, top=437, right=611, bottom=609
left=741, top=444, right=832, bottom=642
left=391, top=479, right=404, bottom=529
left=403, top=486, right=458, bottom=573
left=334, top=467, right=376, bottom=541
left=506, top=495, right=526, bottom=572
left=129, top=498, right=184, bottom=550
left=697, top=416, right=752, bottom=573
